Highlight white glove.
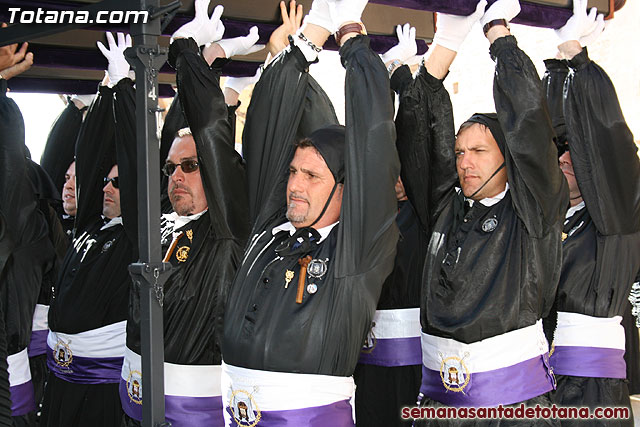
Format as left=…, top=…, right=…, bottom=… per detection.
left=433, top=0, right=486, bottom=52
left=332, top=0, right=369, bottom=28
left=70, top=94, right=95, bottom=109
left=555, top=0, right=599, bottom=45
left=579, top=13, right=605, bottom=47
left=381, top=24, right=417, bottom=64
left=479, top=0, right=521, bottom=27
left=216, top=26, right=264, bottom=58
left=96, top=32, right=131, bottom=86
left=305, top=0, right=337, bottom=34
left=224, top=66, right=262, bottom=95
left=171, top=0, right=225, bottom=46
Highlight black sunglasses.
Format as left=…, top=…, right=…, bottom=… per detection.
left=162, top=159, right=199, bottom=177
left=103, top=176, right=119, bottom=189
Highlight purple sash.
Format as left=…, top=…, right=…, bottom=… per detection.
left=420, top=354, right=554, bottom=407
left=119, top=379, right=224, bottom=427
left=47, top=345, right=122, bottom=384
left=550, top=346, right=626, bottom=379
left=358, top=336, right=422, bottom=366
left=27, top=330, right=48, bottom=358
left=225, top=399, right=354, bottom=427
left=10, top=380, right=36, bottom=416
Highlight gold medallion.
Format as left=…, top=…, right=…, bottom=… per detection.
left=284, top=270, right=294, bottom=288
left=176, top=246, right=190, bottom=262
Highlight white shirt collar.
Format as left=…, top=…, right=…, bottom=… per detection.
left=565, top=200, right=585, bottom=220
left=271, top=221, right=339, bottom=243
left=162, top=209, right=208, bottom=232
left=100, top=216, right=123, bottom=231
left=456, top=182, right=510, bottom=208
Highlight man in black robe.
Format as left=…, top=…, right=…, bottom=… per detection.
left=0, top=46, right=58, bottom=426
left=119, top=4, right=250, bottom=425
left=222, top=0, right=400, bottom=424
left=541, top=3, right=640, bottom=425
left=40, top=33, right=135, bottom=427
left=393, top=0, right=568, bottom=424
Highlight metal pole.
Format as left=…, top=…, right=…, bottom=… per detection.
left=126, top=1, right=177, bottom=425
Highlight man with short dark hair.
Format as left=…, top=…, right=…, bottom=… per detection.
left=391, top=0, right=568, bottom=420
left=221, top=0, right=400, bottom=424
left=118, top=3, right=250, bottom=425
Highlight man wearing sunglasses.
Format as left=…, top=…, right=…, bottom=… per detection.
left=118, top=6, right=251, bottom=425
left=41, top=36, right=136, bottom=427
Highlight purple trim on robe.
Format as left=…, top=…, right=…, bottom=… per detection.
left=119, top=378, right=224, bottom=427
left=224, top=399, right=354, bottom=427
left=10, top=380, right=36, bottom=416
left=46, top=346, right=123, bottom=384
left=420, top=354, right=555, bottom=407
left=358, top=337, right=422, bottom=367
left=27, top=329, right=48, bottom=358
left=550, top=346, right=626, bottom=379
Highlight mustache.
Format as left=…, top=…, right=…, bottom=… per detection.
left=170, top=183, right=192, bottom=198
left=288, top=192, right=309, bottom=204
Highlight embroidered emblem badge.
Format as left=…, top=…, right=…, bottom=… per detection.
left=361, top=321, right=377, bottom=354
left=481, top=217, right=498, bottom=233
left=175, top=246, right=190, bottom=262
left=307, top=283, right=318, bottom=294
left=229, top=388, right=261, bottom=427
left=101, top=238, right=115, bottom=253
left=127, top=369, right=143, bottom=405
left=307, top=258, right=328, bottom=279
left=53, top=339, right=73, bottom=368
left=439, top=352, right=470, bottom=393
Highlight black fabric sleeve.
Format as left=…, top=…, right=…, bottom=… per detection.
left=39, top=100, right=83, bottom=193
left=491, top=36, right=568, bottom=237
left=160, top=94, right=188, bottom=214
left=394, top=64, right=458, bottom=234
left=170, top=37, right=250, bottom=241
left=112, top=78, right=140, bottom=252
left=541, top=58, right=569, bottom=145
left=74, top=85, right=116, bottom=233
left=564, top=48, right=640, bottom=235
left=334, top=35, right=400, bottom=277
left=295, top=75, right=339, bottom=141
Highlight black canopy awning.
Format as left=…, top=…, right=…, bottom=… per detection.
left=0, top=0, right=625, bottom=95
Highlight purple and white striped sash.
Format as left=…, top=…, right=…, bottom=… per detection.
left=28, top=304, right=48, bottom=357
left=222, top=362, right=355, bottom=426
left=120, top=347, right=224, bottom=427
left=358, top=308, right=422, bottom=367
left=420, top=320, right=555, bottom=407
left=8, top=348, right=35, bottom=416
left=550, top=312, right=626, bottom=379
left=47, top=320, right=126, bottom=384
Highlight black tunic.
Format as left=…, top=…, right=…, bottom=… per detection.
left=396, top=36, right=568, bottom=425
left=123, top=37, right=249, bottom=366
left=0, top=88, right=57, bottom=423
left=41, top=83, right=135, bottom=427
left=223, top=36, right=400, bottom=377
left=354, top=200, right=425, bottom=427
left=543, top=50, right=640, bottom=426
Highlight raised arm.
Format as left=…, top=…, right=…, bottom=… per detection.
left=169, top=34, right=249, bottom=240
left=334, top=30, right=400, bottom=276
left=39, top=100, right=84, bottom=193
left=393, top=4, right=485, bottom=233
left=560, top=43, right=640, bottom=235
left=486, top=1, right=568, bottom=236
